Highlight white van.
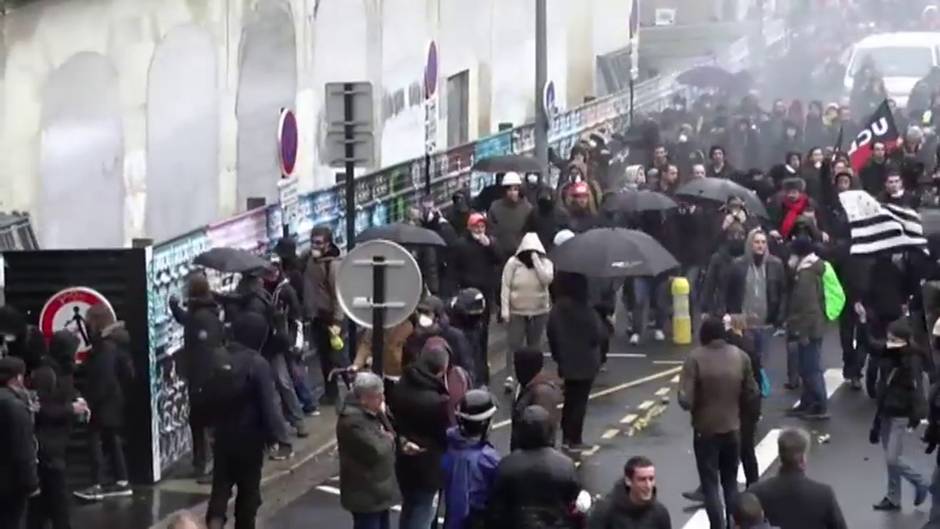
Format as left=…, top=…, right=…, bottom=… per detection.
left=843, top=32, right=940, bottom=108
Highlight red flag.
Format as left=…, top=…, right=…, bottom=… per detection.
left=847, top=100, right=900, bottom=173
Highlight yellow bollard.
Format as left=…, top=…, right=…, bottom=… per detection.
left=671, top=276, right=692, bottom=345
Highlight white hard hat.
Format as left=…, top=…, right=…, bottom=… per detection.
left=501, top=172, right=523, bottom=186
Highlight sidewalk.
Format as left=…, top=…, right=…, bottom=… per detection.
left=99, top=325, right=508, bottom=529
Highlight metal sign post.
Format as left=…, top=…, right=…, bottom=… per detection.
left=336, top=241, right=423, bottom=376
left=325, top=81, right=375, bottom=353
left=424, top=41, right=438, bottom=194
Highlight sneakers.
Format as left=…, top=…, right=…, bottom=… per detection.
left=303, top=406, right=321, bottom=417
left=294, top=421, right=310, bottom=438
left=653, top=329, right=665, bottom=342
left=629, top=333, right=640, bottom=346
left=270, top=443, right=294, bottom=461
left=103, top=482, right=132, bottom=498
left=873, top=497, right=901, bottom=511
left=73, top=484, right=104, bottom=501
left=503, top=377, right=515, bottom=394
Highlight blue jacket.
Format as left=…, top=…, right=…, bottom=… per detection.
left=441, top=427, right=501, bottom=529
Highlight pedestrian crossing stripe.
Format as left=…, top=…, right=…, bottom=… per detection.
left=620, top=414, right=638, bottom=424
left=655, top=387, right=671, bottom=397
left=637, top=400, right=654, bottom=411
left=601, top=429, right=619, bottom=440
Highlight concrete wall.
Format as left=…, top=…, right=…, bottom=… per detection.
left=0, top=0, right=635, bottom=249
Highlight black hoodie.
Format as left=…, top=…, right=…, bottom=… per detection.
left=30, top=331, right=79, bottom=470
left=83, top=322, right=134, bottom=428
left=588, top=481, right=672, bottom=529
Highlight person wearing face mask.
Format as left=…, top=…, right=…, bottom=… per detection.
left=454, top=213, right=500, bottom=362
left=784, top=225, right=829, bottom=419
left=403, top=296, right=475, bottom=380
left=302, top=225, right=345, bottom=406
left=0, top=356, right=39, bottom=529
left=488, top=172, right=533, bottom=264
left=859, top=315, right=930, bottom=512
left=524, top=186, right=569, bottom=252
left=567, top=182, right=599, bottom=234
left=700, top=222, right=748, bottom=318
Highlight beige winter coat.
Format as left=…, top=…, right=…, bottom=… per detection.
left=501, top=233, right=554, bottom=319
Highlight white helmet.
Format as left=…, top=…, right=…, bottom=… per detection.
left=501, top=172, right=523, bottom=186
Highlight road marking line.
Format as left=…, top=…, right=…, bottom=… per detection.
left=682, top=368, right=845, bottom=529
left=601, top=429, right=619, bottom=440
left=492, top=366, right=682, bottom=430
left=671, top=374, right=680, bottom=384
left=316, top=485, right=341, bottom=495
left=637, top=400, right=654, bottom=411
left=654, top=387, right=671, bottom=397
left=620, top=413, right=638, bottom=424
left=654, top=360, right=684, bottom=365
left=583, top=445, right=601, bottom=456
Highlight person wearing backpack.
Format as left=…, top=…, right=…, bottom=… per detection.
left=442, top=389, right=501, bottom=529
left=205, top=312, right=284, bottom=529
left=73, top=305, right=135, bottom=502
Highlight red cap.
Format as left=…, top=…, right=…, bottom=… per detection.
left=467, top=212, right=486, bottom=228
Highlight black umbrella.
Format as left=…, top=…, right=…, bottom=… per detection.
left=677, top=65, right=737, bottom=89
left=357, top=223, right=446, bottom=247
left=194, top=247, right=270, bottom=274
left=472, top=155, right=542, bottom=174
left=549, top=227, right=679, bottom=278
left=676, top=178, right=769, bottom=219
left=603, top=190, right=678, bottom=213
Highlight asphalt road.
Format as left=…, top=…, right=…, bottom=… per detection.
left=263, top=324, right=937, bottom=529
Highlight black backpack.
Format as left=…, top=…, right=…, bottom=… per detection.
left=202, top=346, right=252, bottom=416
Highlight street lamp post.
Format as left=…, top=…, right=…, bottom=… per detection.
left=534, top=0, right=548, bottom=177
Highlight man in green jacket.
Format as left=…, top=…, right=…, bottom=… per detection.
left=786, top=230, right=830, bottom=420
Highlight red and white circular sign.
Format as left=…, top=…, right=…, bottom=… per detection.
left=39, top=287, right=116, bottom=364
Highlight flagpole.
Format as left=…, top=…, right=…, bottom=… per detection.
left=629, top=0, right=639, bottom=126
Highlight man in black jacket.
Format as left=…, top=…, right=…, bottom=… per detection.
left=170, top=272, right=225, bottom=479
left=206, top=312, right=284, bottom=529
left=73, top=305, right=135, bottom=501
left=0, top=357, right=38, bottom=529
left=454, top=213, right=500, bottom=363
left=860, top=142, right=890, bottom=196
left=488, top=405, right=582, bottom=529
left=588, top=456, right=672, bottom=529
left=923, top=374, right=940, bottom=527
left=27, top=331, right=83, bottom=529
left=750, top=427, right=847, bottom=529
left=390, top=345, right=451, bottom=529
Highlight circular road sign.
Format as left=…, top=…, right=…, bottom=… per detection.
left=278, top=108, right=298, bottom=176
left=336, top=240, right=423, bottom=329
left=425, top=41, right=438, bottom=98
left=39, top=286, right=116, bottom=364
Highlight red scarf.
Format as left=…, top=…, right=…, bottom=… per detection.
left=780, top=194, right=808, bottom=238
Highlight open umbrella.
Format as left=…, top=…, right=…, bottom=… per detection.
left=676, top=178, right=768, bottom=219
left=603, top=190, right=678, bottom=213
left=357, top=223, right=446, bottom=247
left=549, top=227, right=679, bottom=278
left=472, top=155, right=542, bottom=174
left=194, top=247, right=270, bottom=274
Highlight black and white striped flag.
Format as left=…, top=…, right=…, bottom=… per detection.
left=838, top=190, right=927, bottom=255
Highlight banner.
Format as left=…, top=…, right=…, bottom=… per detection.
left=848, top=100, right=900, bottom=173
left=839, top=190, right=926, bottom=255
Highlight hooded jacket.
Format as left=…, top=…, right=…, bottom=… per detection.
left=723, top=230, right=787, bottom=326
left=786, top=253, right=827, bottom=341
left=391, top=358, right=451, bottom=493
left=526, top=190, right=571, bottom=252
left=548, top=296, right=604, bottom=381
left=587, top=481, right=672, bottom=529
left=488, top=406, right=581, bottom=529
left=170, top=296, right=224, bottom=394
left=302, top=238, right=344, bottom=323
left=488, top=195, right=534, bottom=262
left=511, top=371, right=563, bottom=451
left=865, top=336, right=928, bottom=423
left=83, top=322, right=135, bottom=428
left=336, top=395, right=400, bottom=514
left=30, top=331, right=79, bottom=470
left=501, top=233, right=555, bottom=318
left=442, top=427, right=501, bottom=529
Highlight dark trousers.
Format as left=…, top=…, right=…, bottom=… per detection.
left=310, top=318, right=344, bottom=401
left=88, top=425, right=128, bottom=485
left=206, top=444, right=264, bottom=529
left=0, top=495, right=28, bottom=529
left=839, top=304, right=863, bottom=380
left=693, top=430, right=740, bottom=529
left=189, top=401, right=212, bottom=472
left=352, top=511, right=390, bottom=529
left=740, top=418, right=759, bottom=487
left=561, top=379, right=593, bottom=445
left=27, top=466, right=70, bottom=529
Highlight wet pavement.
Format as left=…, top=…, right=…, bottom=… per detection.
left=263, top=323, right=937, bottom=529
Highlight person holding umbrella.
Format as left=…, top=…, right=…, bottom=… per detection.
left=501, top=233, right=555, bottom=393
